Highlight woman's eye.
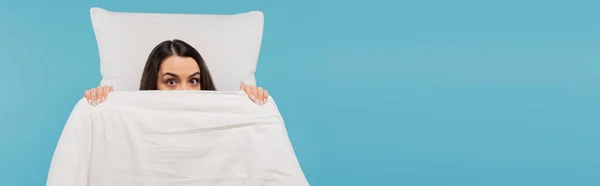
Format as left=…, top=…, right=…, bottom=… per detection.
left=166, top=79, right=177, bottom=86
left=190, top=78, right=199, bottom=84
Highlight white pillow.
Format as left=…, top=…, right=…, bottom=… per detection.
left=89, top=7, right=264, bottom=91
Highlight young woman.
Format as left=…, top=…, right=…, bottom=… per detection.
left=83, top=39, right=269, bottom=105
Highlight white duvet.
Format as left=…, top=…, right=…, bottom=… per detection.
left=46, top=91, right=309, bottom=186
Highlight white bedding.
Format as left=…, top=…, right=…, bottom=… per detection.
left=46, top=91, right=309, bottom=186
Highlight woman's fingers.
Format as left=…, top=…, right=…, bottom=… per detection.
left=90, top=88, right=97, bottom=105
left=241, top=84, right=269, bottom=105
left=263, top=89, right=269, bottom=103
left=84, top=89, right=92, bottom=104
left=96, top=86, right=105, bottom=105
left=257, top=87, right=264, bottom=104
left=244, top=85, right=254, bottom=101
left=84, top=85, right=113, bottom=106
left=101, top=85, right=112, bottom=102
left=250, top=86, right=258, bottom=104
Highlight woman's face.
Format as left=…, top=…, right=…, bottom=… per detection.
left=156, top=55, right=202, bottom=90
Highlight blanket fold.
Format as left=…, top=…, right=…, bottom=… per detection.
left=47, top=91, right=309, bottom=186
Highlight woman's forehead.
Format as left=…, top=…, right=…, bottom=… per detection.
left=160, top=56, right=200, bottom=74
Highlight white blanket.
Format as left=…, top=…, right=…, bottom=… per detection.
left=46, top=91, right=309, bottom=186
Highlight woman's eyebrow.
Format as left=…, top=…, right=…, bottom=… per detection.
left=163, top=72, right=179, bottom=78
left=188, top=72, right=201, bottom=78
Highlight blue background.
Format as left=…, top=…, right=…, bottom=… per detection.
left=1, top=0, right=599, bottom=185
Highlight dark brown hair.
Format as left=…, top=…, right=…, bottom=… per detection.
left=139, top=39, right=216, bottom=90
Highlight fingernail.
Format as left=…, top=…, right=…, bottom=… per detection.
left=250, top=95, right=255, bottom=100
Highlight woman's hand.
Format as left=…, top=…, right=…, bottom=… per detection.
left=240, top=82, right=269, bottom=105
left=83, top=85, right=113, bottom=106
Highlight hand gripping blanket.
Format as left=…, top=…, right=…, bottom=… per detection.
left=46, top=91, right=309, bottom=186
